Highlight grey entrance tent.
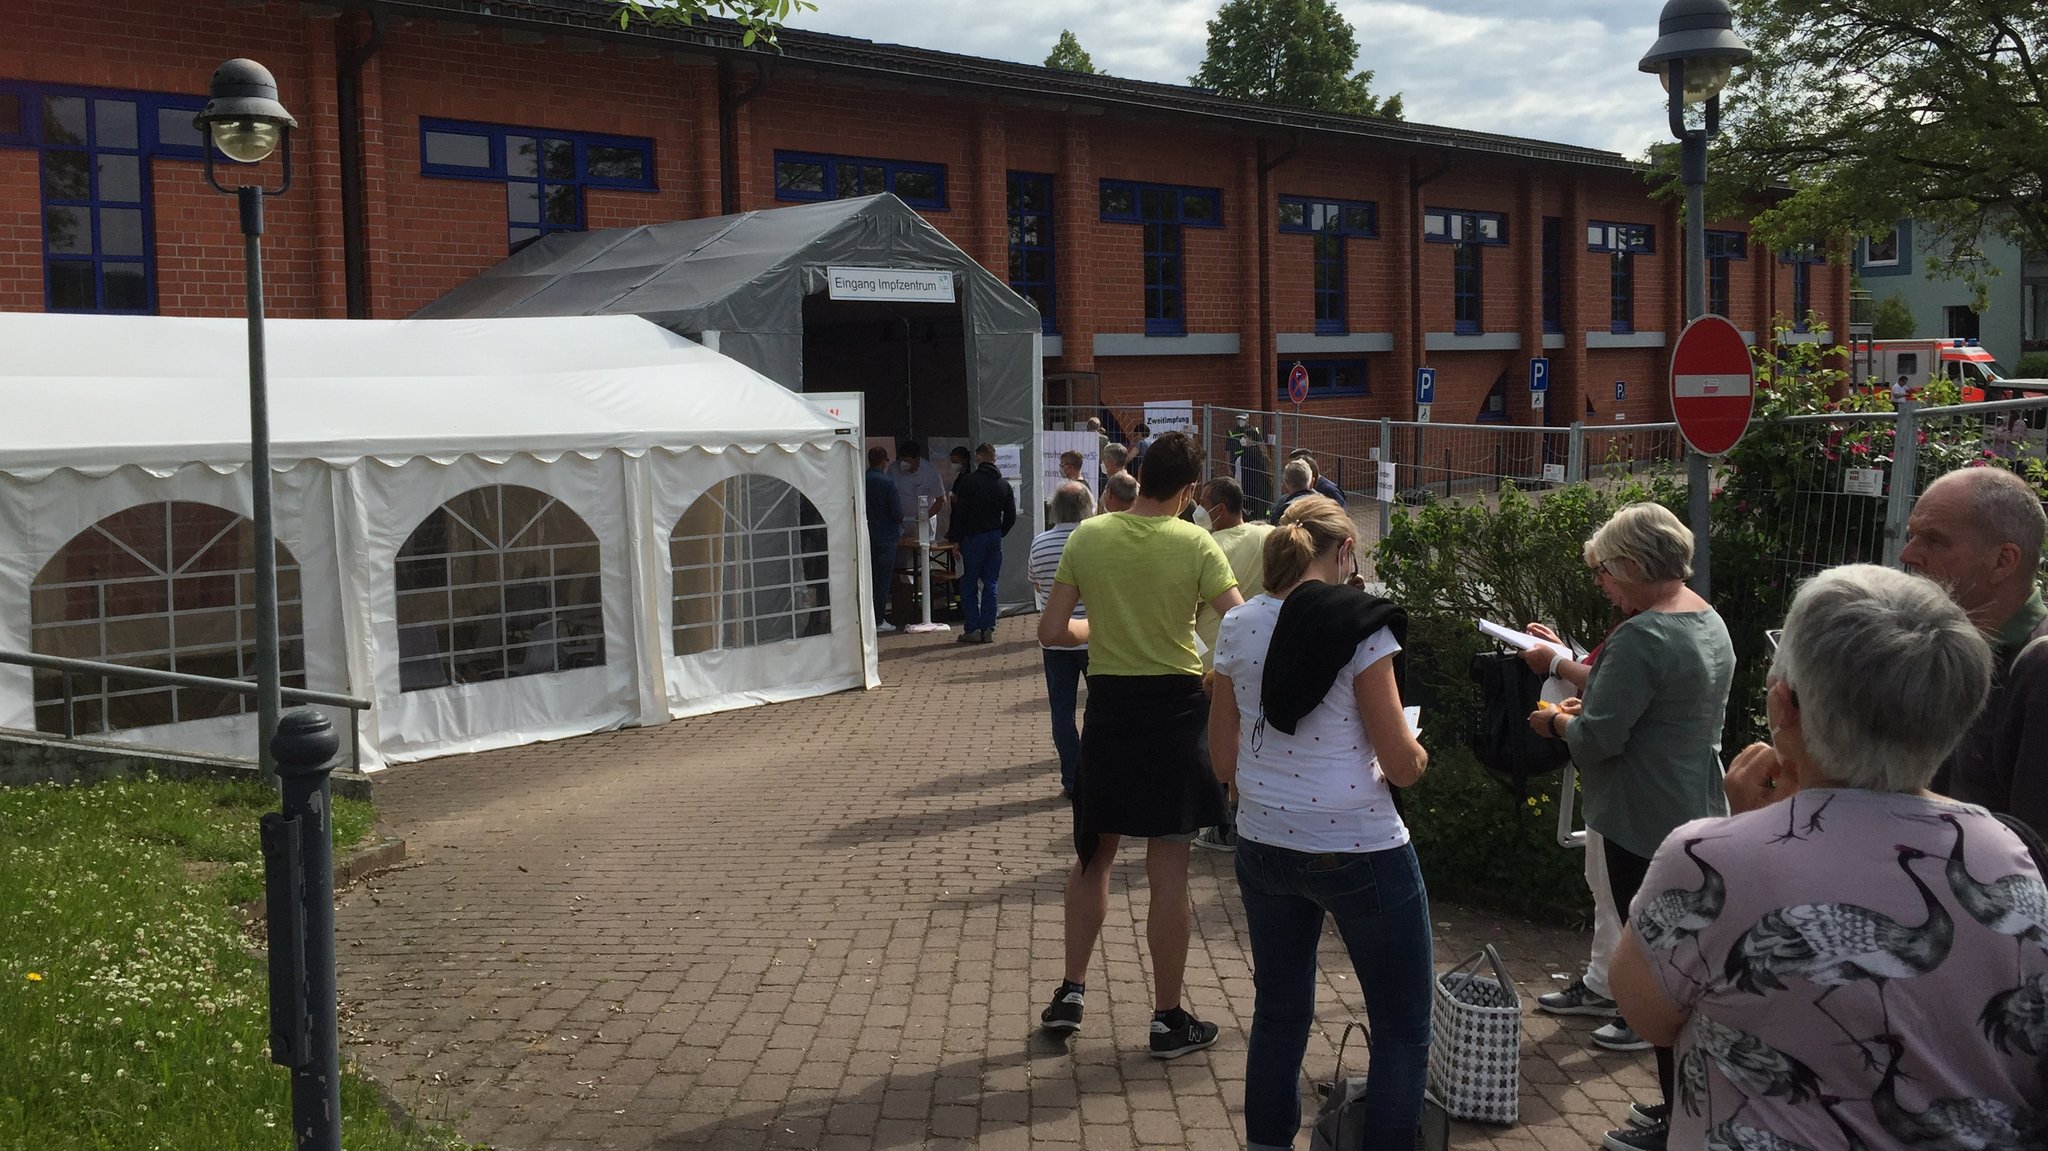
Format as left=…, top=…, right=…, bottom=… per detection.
left=419, top=194, right=1045, bottom=612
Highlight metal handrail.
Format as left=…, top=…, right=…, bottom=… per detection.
left=0, top=649, right=371, bottom=771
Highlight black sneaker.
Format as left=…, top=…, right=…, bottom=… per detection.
left=1536, top=975, right=1618, bottom=1017
left=1629, top=1102, right=1670, bottom=1128
left=1149, top=1007, right=1220, bottom=1059
left=1603, top=1119, right=1668, bottom=1151
left=1040, top=981, right=1084, bottom=1033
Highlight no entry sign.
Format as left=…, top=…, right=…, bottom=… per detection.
left=1669, top=314, right=1755, bottom=456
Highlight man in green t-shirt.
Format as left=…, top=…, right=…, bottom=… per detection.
left=1035, top=431, right=1242, bottom=1059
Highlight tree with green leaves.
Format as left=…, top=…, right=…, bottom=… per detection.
left=1869, top=290, right=1916, bottom=340
left=613, top=0, right=816, bottom=48
left=1044, top=29, right=1097, bottom=74
left=1190, top=0, right=1403, bottom=118
left=1705, top=2, right=2047, bottom=280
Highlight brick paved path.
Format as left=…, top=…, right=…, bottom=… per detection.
left=336, top=625, right=1656, bottom=1150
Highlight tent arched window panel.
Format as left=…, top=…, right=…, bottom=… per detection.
left=395, top=484, right=605, bottom=691
left=671, top=476, right=832, bottom=656
left=29, top=500, right=305, bottom=734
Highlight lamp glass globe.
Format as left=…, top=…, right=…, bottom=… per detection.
left=1659, top=58, right=1734, bottom=105
left=211, top=119, right=281, bottom=164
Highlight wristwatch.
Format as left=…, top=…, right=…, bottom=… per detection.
left=1548, top=712, right=1564, bottom=739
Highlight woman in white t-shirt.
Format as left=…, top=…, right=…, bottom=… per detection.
left=1208, top=495, right=1431, bottom=1151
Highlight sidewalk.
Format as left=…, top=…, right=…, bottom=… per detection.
left=335, top=624, right=1655, bottom=1150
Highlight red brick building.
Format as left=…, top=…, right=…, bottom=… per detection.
left=3, top=0, right=1845, bottom=429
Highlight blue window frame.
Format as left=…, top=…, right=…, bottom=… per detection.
left=1453, top=242, right=1483, bottom=335
left=0, top=83, right=205, bottom=313
left=1608, top=251, right=1635, bottom=333
left=773, top=150, right=946, bottom=211
left=1426, top=208, right=1504, bottom=335
left=1586, top=222, right=1655, bottom=254
left=1276, top=358, right=1368, bottom=400
left=1588, top=222, right=1653, bottom=335
left=1541, top=217, right=1562, bottom=333
left=1277, top=197, right=1376, bottom=237
left=1782, top=244, right=1824, bottom=331
left=1312, top=233, right=1346, bottom=334
left=1100, top=180, right=1223, bottom=335
left=1422, top=208, right=1507, bottom=246
left=1706, top=230, right=1747, bottom=318
left=420, top=118, right=656, bottom=251
left=1279, top=197, right=1375, bottom=336
left=1006, top=172, right=1055, bottom=334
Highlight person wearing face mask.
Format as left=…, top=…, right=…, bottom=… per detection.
left=1036, top=430, right=1244, bottom=1060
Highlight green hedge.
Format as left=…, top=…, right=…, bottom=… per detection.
left=1376, top=476, right=1683, bottom=926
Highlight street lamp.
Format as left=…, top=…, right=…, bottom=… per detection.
left=193, top=59, right=295, bottom=779
left=1640, top=0, right=1749, bottom=598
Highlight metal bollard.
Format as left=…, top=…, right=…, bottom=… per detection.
left=260, top=708, right=342, bottom=1151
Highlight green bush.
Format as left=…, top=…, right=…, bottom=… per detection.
left=1375, top=474, right=1682, bottom=926
left=1404, top=747, right=1589, bottom=926
left=2017, top=351, right=2048, bottom=379
left=1869, top=290, right=1916, bottom=339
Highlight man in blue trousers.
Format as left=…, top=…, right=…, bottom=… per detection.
left=948, top=442, right=1017, bottom=644
left=865, top=446, right=903, bottom=634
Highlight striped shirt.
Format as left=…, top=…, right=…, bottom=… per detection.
left=1029, top=522, right=1086, bottom=651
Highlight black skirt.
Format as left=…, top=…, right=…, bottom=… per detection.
left=1074, top=674, right=1229, bottom=864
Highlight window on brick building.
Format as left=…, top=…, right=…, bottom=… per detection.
left=1424, top=208, right=1506, bottom=335
left=1587, top=223, right=1653, bottom=335
left=1279, top=197, right=1375, bottom=336
left=1705, top=230, right=1747, bottom=318
left=1100, top=180, right=1223, bottom=336
left=395, top=485, right=606, bottom=690
left=0, top=84, right=205, bottom=313
left=1275, top=357, right=1368, bottom=400
left=1007, top=173, right=1055, bottom=334
left=1781, top=243, right=1825, bottom=331
left=773, top=151, right=947, bottom=210
left=1541, top=217, right=1562, bottom=333
left=419, top=119, right=656, bottom=252
left=31, top=501, right=304, bottom=733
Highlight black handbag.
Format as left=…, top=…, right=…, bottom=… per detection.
left=1467, top=649, right=1569, bottom=797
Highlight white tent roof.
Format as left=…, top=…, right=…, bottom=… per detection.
left=0, top=313, right=844, bottom=476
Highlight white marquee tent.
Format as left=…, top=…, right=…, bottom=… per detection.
left=0, top=313, right=878, bottom=769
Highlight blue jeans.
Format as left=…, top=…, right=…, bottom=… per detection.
left=1041, top=647, right=1088, bottom=792
left=1235, top=838, right=1433, bottom=1151
left=958, top=530, right=1002, bottom=633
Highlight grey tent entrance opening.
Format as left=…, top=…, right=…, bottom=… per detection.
left=802, top=296, right=967, bottom=450
left=419, top=194, right=1045, bottom=612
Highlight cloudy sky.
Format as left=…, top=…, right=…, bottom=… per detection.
left=788, top=0, right=1673, bottom=159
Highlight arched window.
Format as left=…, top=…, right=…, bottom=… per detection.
left=30, top=501, right=305, bottom=733
left=671, top=476, right=831, bottom=655
left=395, top=485, right=604, bottom=690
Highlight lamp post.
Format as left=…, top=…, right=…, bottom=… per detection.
left=1640, top=0, right=1750, bottom=598
left=193, top=59, right=296, bottom=778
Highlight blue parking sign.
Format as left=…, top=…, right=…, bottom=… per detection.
left=1529, top=357, right=1550, bottom=392
left=1415, top=366, right=1436, bottom=405
left=1615, top=380, right=1627, bottom=401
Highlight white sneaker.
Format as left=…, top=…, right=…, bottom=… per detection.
left=876, top=621, right=900, bottom=634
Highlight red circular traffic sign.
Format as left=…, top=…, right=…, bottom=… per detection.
left=1287, top=362, right=1310, bottom=405
left=1669, top=314, right=1755, bottom=456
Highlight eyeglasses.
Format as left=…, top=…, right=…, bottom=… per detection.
left=1765, top=628, right=1783, bottom=652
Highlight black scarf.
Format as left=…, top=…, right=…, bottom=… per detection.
left=1259, top=581, right=1407, bottom=735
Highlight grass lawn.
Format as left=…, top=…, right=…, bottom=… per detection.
left=0, top=777, right=475, bottom=1151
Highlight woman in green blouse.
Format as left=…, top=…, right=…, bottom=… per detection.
left=1526, top=501, right=1735, bottom=1151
